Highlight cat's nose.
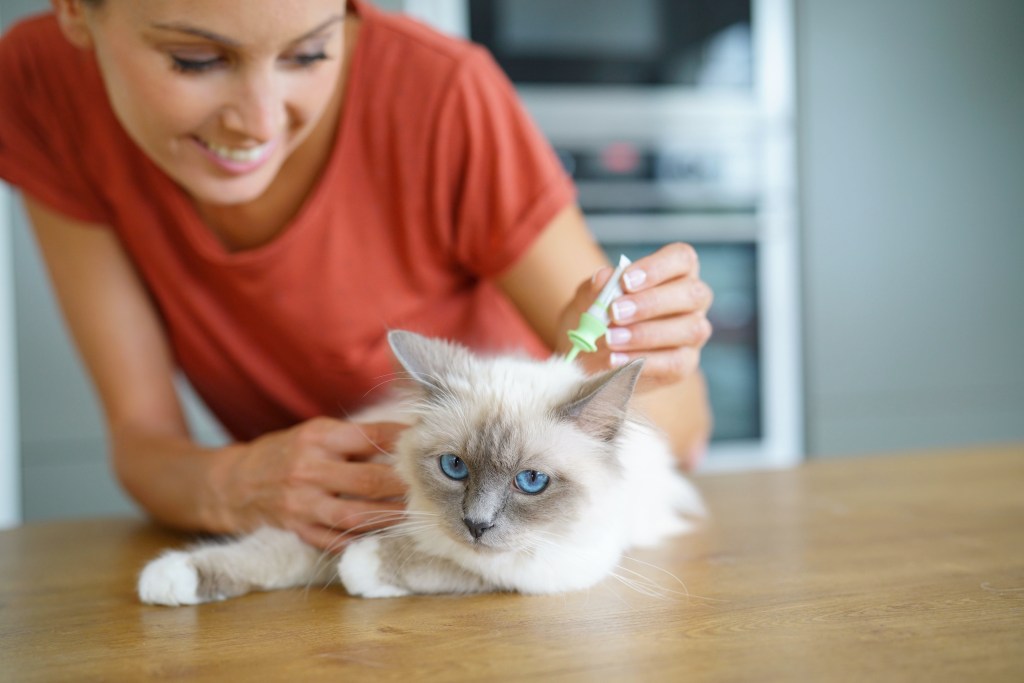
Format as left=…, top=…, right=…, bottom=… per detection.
left=464, top=518, right=494, bottom=539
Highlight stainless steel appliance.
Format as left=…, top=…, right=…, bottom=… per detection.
left=403, top=0, right=802, bottom=469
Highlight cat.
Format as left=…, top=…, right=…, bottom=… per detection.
left=137, top=330, right=705, bottom=605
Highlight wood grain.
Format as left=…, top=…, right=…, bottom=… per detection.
left=2, top=445, right=1022, bottom=682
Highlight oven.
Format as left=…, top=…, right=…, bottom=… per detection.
left=401, top=0, right=802, bottom=469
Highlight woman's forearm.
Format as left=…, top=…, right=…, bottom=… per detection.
left=109, top=423, right=245, bottom=535
left=634, top=371, right=712, bottom=470
left=108, top=417, right=410, bottom=550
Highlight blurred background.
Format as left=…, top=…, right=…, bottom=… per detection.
left=1, top=0, right=1022, bottom=526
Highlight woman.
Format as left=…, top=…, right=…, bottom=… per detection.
left=0, top=0, right=713, bottom=549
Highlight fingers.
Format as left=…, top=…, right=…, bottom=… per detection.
left=290, top=418, right=408, bottom=498
left=311, top=418, right=405, bottom=458
left=315, top=496, right=406, bottom=533
left=293, top=523, right=348, bottom=552
left=570, top=265, right=614, bottom=312
left=622, top=242, right=700, bottom=289
left=606, top=314, right=713, bottom=353
left=318, top=460, right=408, bottom=500
left=577, top=243, right=714, bottom=387
left=294, top=522, right=366, bottom=553
left=234, top=418, right=411, bottom=549
left=606, top=346, right=703, bottom=379
left=610, top=277, right=712, bottom=325
left=293, top=497, right=407, bottom=552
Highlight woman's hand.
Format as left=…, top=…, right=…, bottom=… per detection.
left=498, top=211, right=712, bottom=465
left=221, top=418, right=408, bottom=551
left=559, top=242, right=713, bottom=390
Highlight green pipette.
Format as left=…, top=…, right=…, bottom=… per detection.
left=564, top=255, right=632, bottom=362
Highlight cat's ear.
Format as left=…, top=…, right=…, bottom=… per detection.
left=558, top=359, right=645, bottom=442
left=388, top=330, right=461, bottom=393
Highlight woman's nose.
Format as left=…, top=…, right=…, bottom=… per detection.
left=220, top=67, right=285, bottom=142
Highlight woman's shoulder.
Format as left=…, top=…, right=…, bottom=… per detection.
left=358, top=2, right=491, bottom=83
left=0, top=13, right=132, bottom=225
left=1, top=13, right=81, bottom=74
left=1, top=13, right=103, bottom=110
left=1, top=11, right=113, bottom=136
left=1, top=11, right=60, bottom=43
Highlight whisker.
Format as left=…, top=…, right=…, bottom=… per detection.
left=302, top=511, right=428, bottom=587
left=526, top=529, right=704, bottom=602
left=358, top=373, right=418, bottom=403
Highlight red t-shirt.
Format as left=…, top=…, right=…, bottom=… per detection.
left=0, top=1, right=576, bottom=440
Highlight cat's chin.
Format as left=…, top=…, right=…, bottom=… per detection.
left=459, top=535, right=529, bottom=555
left=443, top=529, right=514, bottom=554
left=464, top=539, right=505, bottom=552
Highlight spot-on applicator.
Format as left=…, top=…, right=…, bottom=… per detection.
left=564, top=254, right=631, bottom=362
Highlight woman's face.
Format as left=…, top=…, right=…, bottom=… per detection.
left=72, top=0, right=346, bottom=206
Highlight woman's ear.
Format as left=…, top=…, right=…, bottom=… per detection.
left=51, top=0, right=95, bottom=50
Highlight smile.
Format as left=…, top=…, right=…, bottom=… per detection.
left=191, top=136, right=278, bottom=173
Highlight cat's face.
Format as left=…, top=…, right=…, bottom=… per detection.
left=388, top=331, right=643, bottom=552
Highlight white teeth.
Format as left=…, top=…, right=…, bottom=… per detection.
left=202, top=139, right=271, bottom=163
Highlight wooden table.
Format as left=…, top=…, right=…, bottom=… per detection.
left=2, top=445, right=1022, bottom=682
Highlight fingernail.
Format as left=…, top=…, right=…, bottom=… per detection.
left=623, top=269, right=646, bottom=292
left=610, top=352, right=628, bottom=368
left=606, top=327, right=631, bottom=346
left=611, top=299, right=637, bottom=322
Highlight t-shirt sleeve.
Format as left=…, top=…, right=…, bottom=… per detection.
left=430, top=46, right=576, bottom=278
left=0, top=19, right=109, bottom=224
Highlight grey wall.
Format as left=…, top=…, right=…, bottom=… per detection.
left=4, top=0, right=225, bottom=522
left=12, top=197, right=139, bottom=520
left=797, top=0, right=1024, bottom=455
left=3, top=0, right=144, bottom=519
left=2, top=0, right=137, bottom=520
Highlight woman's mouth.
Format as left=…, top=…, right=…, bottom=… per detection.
left=190, top=136, right=279, bottom=174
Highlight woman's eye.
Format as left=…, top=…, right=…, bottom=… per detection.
left=290, top=51, right=329, bottom=67
left=171, top=55, right=224, bottom=74
left=514, top=470, right=550, bottom=495
left=169, top=52, right=326, bottom=74
left=439, top=453, right=469, bottom=481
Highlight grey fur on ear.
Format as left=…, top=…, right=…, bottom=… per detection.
left=558, top=359, right=645, bottom=442
left=387, top=330, right=462, bottom=393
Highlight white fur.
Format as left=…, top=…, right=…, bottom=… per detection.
left=380, top=354, right=704, bottom=594
left=411, top=428, right=695, bottom=595
left=138, top=552, right=201, bottom=606
left=137, top=336, right=705, bottom=604
left=138, top=527, right=331, bottom=606
left=338, top=537, right=410, bottom=598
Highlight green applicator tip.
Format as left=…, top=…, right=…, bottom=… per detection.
left=562, top=255, right=632, bottom=363
left=566, top=311, right=608, bottom=359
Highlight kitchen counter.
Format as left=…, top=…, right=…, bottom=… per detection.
left=2, top=445, right=1022, bottom=681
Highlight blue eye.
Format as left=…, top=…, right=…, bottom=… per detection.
left=439, top=453, right=469, bottom=480
left=514, top=470, right=550, bottom=495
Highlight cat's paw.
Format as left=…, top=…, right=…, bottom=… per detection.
left=138, top=551, right=202, bottom=606
left=338, top=537, right=410, bottom=598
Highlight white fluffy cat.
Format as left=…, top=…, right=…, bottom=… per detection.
left=138, top=331, right=704, bottom=605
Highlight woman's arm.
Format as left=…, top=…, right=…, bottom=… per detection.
left=497, top=204, right=713, bottom=469
left=23, top=197, right=406, bottom=548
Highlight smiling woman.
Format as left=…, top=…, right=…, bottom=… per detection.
left=0, top=0, right=713, bottom=547
left=55, top=0, right=350, bottom=236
